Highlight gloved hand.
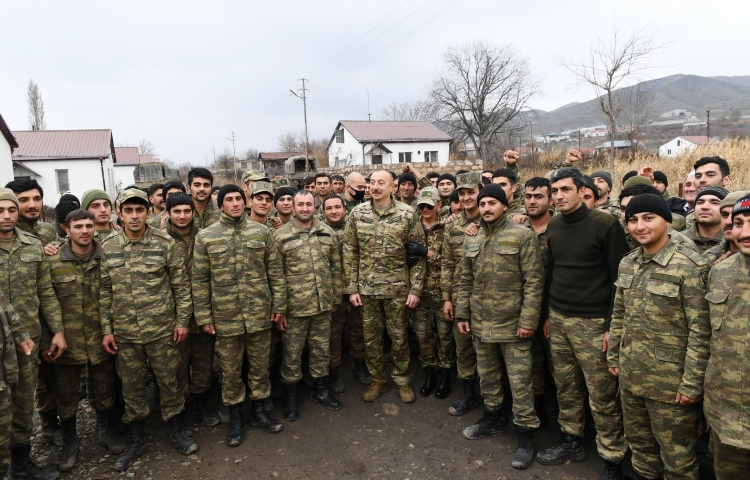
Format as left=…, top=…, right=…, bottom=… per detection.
left=405, top=241, right=428, bottom=257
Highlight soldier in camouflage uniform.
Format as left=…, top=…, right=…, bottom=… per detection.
left=247, top=181, right=277, bottom=228
left=703, top=194, right=750, bottom=478
left=341, top=172, right=367, bottom=214
left=147, top=181, right=186, bottom=229
left=343, top=170, right=426, bottom=404
left=186, top=167, right=221, bottom=230
left=456, top=184, right=544, bottom=470
left=702, top=191, right=748, bottom=265
left=322, top=195, right=368, bottom=391
left=47, top=210, right=125, bottom=471
left=435, top=174, right=456, bottom=218
left=274, top=190, right=343, bottom=421
left=100, top=188, right=197, bottom=471
left=609, top=194, right=710, bottom=480
left=683, top=187, right=728, bottom=254
left=0, top=187, right=65, bottom=480
left=192, top=184, right=286, bottom=448
left=590, top=171, right=621, bottom=219
left=492, top=168, right=526, bottom=217
left=81, top=189, right=118, bottom=239
left=441, top=172, right=482, bottom=416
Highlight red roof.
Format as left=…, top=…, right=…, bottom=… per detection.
left=258, top=152, right=304, bottom=161
left=679, top=136, right=713, bottom=145
left=114, top=147, right=140, bottom=165
left=337, top=121, right=452, bottom=144
left=12, top=129, right=113, bottom=161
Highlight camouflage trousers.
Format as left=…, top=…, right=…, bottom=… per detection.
left=531, top=327, right=552, bottom=395
left=361, top=296, right=412, bottom=386
left=269, top=327, right=282, bottom=368
left=282, top=312, right=331, bottom=383
left=453, top=320, right=477, bottom=381
left=116, top=336, right=184, bottom=423
left=216, top=329, right=271, bottom=405
left=11, top=334, right=39, bottom=447
left=412, top=293, right=455, bottom=369
left=34, top=360, right=56, bottom=413
left=177, top=331, right=215, bottom=397
left=56, top=358, right=117, bottom=420
left=621, top=387, right=700, bottom=480
left=474, top=337, right=539, bottom=428
left=0, top=383, right=11, bottom=478
left=711, top=429, right=750, bottom=480
left=549, top=310, right=627, bottom=463
left=329, top=298, right=365, bottom=368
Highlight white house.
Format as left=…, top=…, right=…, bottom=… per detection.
left=12, top=129, right=117, bottom=205
left=327, top=121, right=452, bottom=167
left=0, top=113, right=18, bottom=186
left=658, top=136, right=713, bottom=157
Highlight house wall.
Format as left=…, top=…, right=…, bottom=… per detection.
left=658, top=137, right=697, bottom=157
left=16, top=156, right=116, bottom=206
left=327, top=126, right=451, bottom=167
left=0, top=136, right=13, bottom=187
left=113, top=165, right=135, bottom=193
left=320, top=159, right=485, bottom=179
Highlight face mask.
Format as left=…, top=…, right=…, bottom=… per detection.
left=349, top=187, right=365, bottom=201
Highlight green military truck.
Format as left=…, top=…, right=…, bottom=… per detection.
left=133, top=162, right=180, bottom=190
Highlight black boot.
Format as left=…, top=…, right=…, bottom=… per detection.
left=226, top=404, right=245, bottom=447
left=512, top=425, right=535, bottom=469
left=312, top=377, right=342, bottom=411
left=602, top=460, right=624, bottom=480
left=284, top=383, right=299, bottom=421
left=435, top=367, right=451, bottom=399
left=329, top=367, right=345, bottom=394
left=192, top=390, right=220, bottom=427
left=536, top=433, right=586, bottom=465
left=534, top=394, right=549, bottom=428
left=218, top=403, right=230, bottom=424
left=249, top=399, right=283, bottom=433
left=351, top=359, right=371, bottom=385
left=419, top=366, right=437, bottom=397
left=58, top=416, right=78, bottom=472
left=181, top=397, right=194, bottom=438
left=169, top=411, right=198, bottom=455
left=38, top=410, right=63, bottom=447
left=114, top=420, right=145, bottom=472
left=462, top=404, right=504, bottom=439
left=9, top=443, right=59, bottom=480
left=448, top=377, right=479, bottom=416
left=96, top=408, right=126, bottom=454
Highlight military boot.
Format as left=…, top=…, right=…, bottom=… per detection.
left=534, top=394, right=549, bottom=428
left=419, top=367, right=437, bottom=397
left=192, top=390, right=220, bottom=427
left=329, top=367, right=345, bottom=394
left=226, top=404, right=245, bottom=447
left=448, top=377, right=479, bottom=416
left=9, top=443, right=59, bottom=480
left=96, top=408, right=126, bottom=454
left=462, top=404, right=504, bottom=440
left=362, top=382, right=389, bottom=402
left=351, top=359, right=370, bottom=385
left=38, top=410, right=63, bottom=447
left=511, top=425, right=535, bottom=469
left=434, top=367, right=451, bottom=399
left=312, top=377, right=342, bottom=411
left=536, top=433, right=586, bottom=465
left=180, top=397, right=194, bottom=438
left=218, top=403, right=230, bottom=424
left=114, top=420, right=145, bottom=472
left=249, top=399, right=283, bottom=433
left=169, top=411, right=198, bottom=455
left=284, top=382, right=299, bottom=421
left=602, top=460, right=624, bottom=480
left=58, top=416, right=78, bottom=472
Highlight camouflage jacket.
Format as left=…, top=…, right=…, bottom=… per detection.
left=165, top=220, right=200, bottom=333
left=192, top=213, right=286, bottom=336
left=504, top=162, right=522, bottom=190
left=420, top=220, right=445, bottom=294
left=455, top=214, right=544, bottom=342
left=0, top=289, right=28, bottom=387
left=48, top=239, right=111, bottom=365
left=100, top=226, right=192, bottom=344
left=342, top=199, right=425, bottom=298
left=274, top=218, right=342, bottom=317
left=685, top=210, right=695, bottom=230
left=670, top=213, right=686, bottom=231
left=683, top=223, right=722, bottom=254
left=608, top=240, right=710, bottom=403
left=596, top=198, right=621, bottom=219
left=506, top=197, right=525, bottom=217
left=146, top=210, right=166, bottom=229
left=625, top=228, right=697, bottom=252
left=702, top=240, right=734, bottom=266
left=342, top=197, right=361, bottom=214
left=195, top=199, right=221, bottom=230
left=522, top=217, right=550, bottom=273
left=704, top=253, right=750, bottom=448
left=0, top=227, right=63, bottom=339
left=440, top=211, right=481, bottom=303
left=17, top=217, right=58, bottom=246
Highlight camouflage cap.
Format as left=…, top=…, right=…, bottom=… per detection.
left=721, top=190, right=750, bottom=209
left=417, top=186, right=439, bottom=207
left=251, top=181, right=274, bottom=197
left=0, top=188, right=19, bottom=209
left=456, top=171, right=482, bottom=190
left=118, top=188, right=149, bottom=205
left=241, top=169, right=270, bottom=185
left=270, top=177, right=290, bottom=191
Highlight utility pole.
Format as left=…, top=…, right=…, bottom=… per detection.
left=291, top=79, right=311, bottom=176
left=365, top=87, right=371, bottom=121
left=706, top=110, right=711, bottom=141
left=212, top=147, right=216, bottom=171
left=529, top=121, right=534, bottom=165
left=226, top=132, right=237, bottom=181
left=578, top=130, right=581, bottom=150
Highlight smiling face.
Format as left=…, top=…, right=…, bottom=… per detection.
left=370, top=171, right=393, bottom=204
left=251, top=193, right=273, bottom=217
left=15, top=188, right=43, bottom=221
left=189, top=176, right=212, bottom=203
left=276, top=195, right=294, bottom=216
left=323, top=197, right=345, bottom=225
left=169, top=204, right=194, bottom=230
left=479, top=197, right=507, bottom=224
left=733, top=213, right=750, bottom=256
left=293, top=192, right=315, bottom=225
left=627, top=212, right=669, bottom=250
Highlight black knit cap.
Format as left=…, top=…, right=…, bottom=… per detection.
left=437, top=173, right=456, bottom=186
left=59, top=193, right=80, bottom=206
left=695, top=186, right=729, bottom=204
left=477, top=184, right=508, bottom=206
left=217, top=184, right=246, bottom=208
left=624, top=194, right=672, bottom=223
left=273, top=186, right=295, bottom=205
left=582, top=176, right=600, bottom=200
left=55, top=201, right=79, bottom=224
left=398, top=173, right=417, bottom=187
left=623, top=171, right=638, bottom=183
left=653, top=171, right=668, bottom=187
left=732, top=193, right=750, bottom=220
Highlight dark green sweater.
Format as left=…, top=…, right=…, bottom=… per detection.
left=544, top=204, right=628, bottom=323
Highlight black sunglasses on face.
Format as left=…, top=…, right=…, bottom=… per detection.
left=418, top=204, right=435, bottom=210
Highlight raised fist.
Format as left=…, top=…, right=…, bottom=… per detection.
left=503, top=150, right=520, bottom=165
left=566, top=149, right=583, bottom=164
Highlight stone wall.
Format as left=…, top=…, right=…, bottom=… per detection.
left=319, top=159, right=485, bottom=178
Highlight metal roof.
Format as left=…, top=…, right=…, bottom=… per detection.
left=595, top=140, right=632, bottom=149
left=258, top=152, right=304, bottom=161
left=338, top=121, right=452, bottom=143
left=0, top=113, right=18, bottom=150
left=114, top=147, right=140, bottom=165
left=12, top=129, right=114, bottom=161
left=678, top=136, right=713, bottom=145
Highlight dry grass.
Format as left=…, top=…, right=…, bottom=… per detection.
left=519, top=136, right=750, bottom=193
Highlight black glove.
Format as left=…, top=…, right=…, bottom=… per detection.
left=406, top=254, right=421, bottom=267
left=405, top=241, right=428, bottom=257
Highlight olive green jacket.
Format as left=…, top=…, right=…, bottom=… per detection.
left=0, top=289, right=27, bottom=387
left=440, top=211, right=480, bottom=304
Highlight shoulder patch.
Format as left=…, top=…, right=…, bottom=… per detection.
left=675, top=243, right=708, bottom=267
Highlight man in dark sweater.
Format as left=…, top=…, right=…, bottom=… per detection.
left=536, top=168, right=629, bottom=480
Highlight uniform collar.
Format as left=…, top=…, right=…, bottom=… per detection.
left=459, top=210, right=481, bottom=226
left=58, top=238, right=103, bottom=262
left=117, top=224, right=154, bottom=246
left=289, top=216, right=322, bottom=234
left=16, top=216, right=39, bottom=233
left=480, top=212, right=509, bottom=234
left=165, top=219, right=198, bottom=242
left=369, top=198, right=397, bottom=216
left=636, top=238, right=676, bottom=267
left=220, top=212, right=247, bottom=227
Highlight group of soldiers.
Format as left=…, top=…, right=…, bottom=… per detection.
left=0, top=149, right=747, bottom=479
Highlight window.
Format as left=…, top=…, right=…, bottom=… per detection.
left=424, top=151, right=438, bottom=163
left=372, top=154, right=383, bottom=164
left=56, top=169, right=69, bottom=193
left=398, top=152, right=412, bottom=163
left=667, top=149, right=671, bottom=155
left=335, top=129, right=344, bottom=143
left=677, top=140, right=681, bottom=146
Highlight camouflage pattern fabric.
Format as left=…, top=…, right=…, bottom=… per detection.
left=549, top=309, right=627, bottom=463
left=671, top=213, right=687, bottom=232
left=0, top=387, right=10, bottom=478
left=683, top=223, right=722, bottom=254
left=34, top=363, right=56, bottom=413
left=281, top=311, right=332, bottom=383
left=146, top=209, right=166, bottom=229
left=685, top=211, right=695, bottom=231
left=16, top=217, right=57, bottom=246
left=530, top=330, right=551, bottom=395
left=330, top=300, right=365, bottom=368
left=625, top=228, right=698, bottom=252
left=702, top=240, right=732, bottom=266
left=710, top=429, right=750, bottom=479
left=596, top=198, right=621, bottom=219
left=195, top=199, right=221, bottom=229
left=0, top=290, right=23, bottom=473
left=176, top=332, right=215, bottom=397
left=506, top=197, right=526, bottom=217
left=117, top=337, right=184, bottom=423
left=11, top=334, right=39, bottom=446
left=522, top=218, right=550, bottom=271
left=421, top=220, right=445, bottom=293
left=361, top=297, right=411, bottom=386
left=474, top=338, right=539, bottom=428
left=413, top=293, right=455, bottom=369
left=55, top=359, right=117, bottom=420
left=215, top=330, right=271, bottom=405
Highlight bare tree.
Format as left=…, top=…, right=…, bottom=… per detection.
left=139, top=139, right=157, bottom=155
left=380, top=100, right=438, bottom=122
left=563, top=24, right=666, bottom=174
left=276, top=132, right=302, bottom=152
left=619, top=81, right=656, bottom=153
left=27, top=79, right=46, bottom=130
left=428, top=40, right=540, bottom=160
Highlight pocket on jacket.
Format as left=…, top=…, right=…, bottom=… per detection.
left=705, top=290, right=728, bottom=330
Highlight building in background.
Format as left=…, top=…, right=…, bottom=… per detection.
left=658, top=136, right=715, bottom=157
left=113, top=146, right=162, bottom=192
left=0, top=113, right=18, bottom=186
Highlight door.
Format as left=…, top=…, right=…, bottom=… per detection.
left=372, top=154, right=382, bottom=165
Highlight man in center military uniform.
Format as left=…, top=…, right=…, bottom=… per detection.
left=455, top=184, right=544, bottom=470
left=99, top=188, right=197, bottom=471
left=186, top=167, right=221, bottom=230
left=343, top=169, right=426, bottom=404
left=608, top=194, right=710, bottom=480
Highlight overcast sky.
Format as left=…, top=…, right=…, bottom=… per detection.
left=1, top=0, right=748, bottom=163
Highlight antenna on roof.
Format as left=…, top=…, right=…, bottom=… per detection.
left=365, top=87, right=371, bottom=122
